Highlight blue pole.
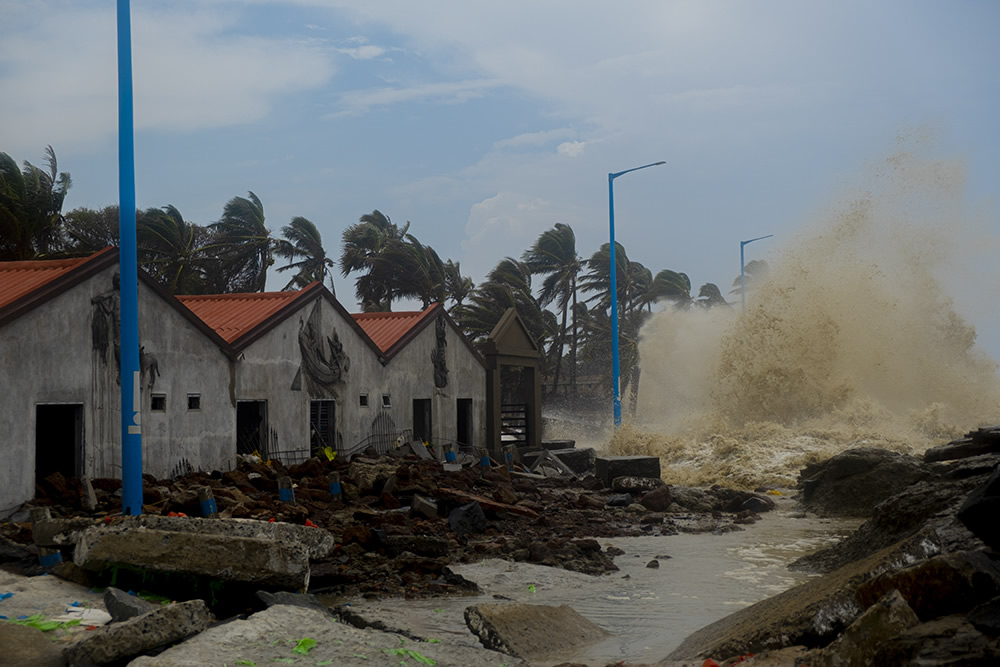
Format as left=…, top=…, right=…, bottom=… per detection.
left=117, top=0, right=143, bottom=515
left=739, top=234, right=773, bottom=312
left=609, top=174, right=621, bottom=427
left=608, top=161, right=665, bottom=428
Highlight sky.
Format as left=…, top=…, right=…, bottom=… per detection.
left=2, top=1, right=999, bottom=357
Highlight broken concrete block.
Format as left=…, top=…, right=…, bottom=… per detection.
left=410, top=494, right=438, bottom=519
left=595, top=456, right=661, bottom=487
left=611, top=476, right=665, bottom=493
left=31, top=515, right=101, bottom=547
left=74, top=525, right=310, bottom=591
left=104, top=586, right=159, bottom=622
left=64, top=599, right=212, bottom=665
left=541, top=439, right=576, bottom=450
left=464, top=602, right=608, bottom=661
left=80, top=476, right=98, bottom=512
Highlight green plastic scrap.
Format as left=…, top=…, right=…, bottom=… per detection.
left=292, top=638, right=316, bottom=655
left=382, top=648, right=436, bottom=665
left=424, top=639, right=441, bottom=643
left=8, top=614, right=81, bottom=632
left=271, top=659, right=295, bottom=664
left=234, top=662, right=256, bottom=666
left=527, top=584, right=536, bottom=593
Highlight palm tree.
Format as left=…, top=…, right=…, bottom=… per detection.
left=443, top=259, right=474, bottom=310
left=696, top=282, right=731, bottom=308
left=647, top=269, right=693, bottom=309
left=209, top=191, right=272, bottom=293
left=730, top=259, right=770, bottom=300
left=340, top=210, right=410, bottom=311
left=522, top=223, right=582, bottom=398
left=60, top=205, right=121, bottom=254
left=394, top=235, right=445, bottom=308
left=274, top=216, right=335, bottom=292
left=0, top=146, right=72, bottom=260
left=137, top=205, right=208, bottom=294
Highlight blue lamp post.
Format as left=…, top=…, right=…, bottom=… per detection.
left=609, top=161, right=665, bottom=427
left=739, top=234, right=773, bottom=311
left=117, top=0, right=143, bottom=515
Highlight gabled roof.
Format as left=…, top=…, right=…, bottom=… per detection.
left=352, top=305, right=441, bottom=358
left=177, top=282, right=385, bottom=357
left=483, top=307, right=539, bottom=361
left=0, top=248, right=235, bottom=357
left=0, top=247, right=118, bottom=328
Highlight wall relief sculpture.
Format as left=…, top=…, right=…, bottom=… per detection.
left=294, top=301, right=350, bottom=393
left=91, top=272, right=121, bottom=377
left=431, top=315, right=449, bottom=388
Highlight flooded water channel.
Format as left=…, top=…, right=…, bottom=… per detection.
left=347, top=503, right=860, bottom=665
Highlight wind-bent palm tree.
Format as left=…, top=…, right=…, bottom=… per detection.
left=522, top=223, right=582, bottom=398
left=646, top=269, right=693, bottom=309
left=138, top=205, right=208, bottom=294
left=443, top=259, right=474, bottom=310
left=697, top=282, right=731, bottom=308
left=0, top=146, right=72, bottom=260
left=274, top=216, right=335, bottom=292
left=209, top=191, right=272, bottom=293
left=340, top=210, right=410, bottom=311
left=393, top=235, right=445, bottom=308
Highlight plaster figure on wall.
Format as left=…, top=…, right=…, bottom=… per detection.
left=140, top=346, right=161, bottom=390
left=296, top=301, right=350, bottom=392
left=431, top=315, right=449, bottom=388
left=91, top=272, right=121, bottom=378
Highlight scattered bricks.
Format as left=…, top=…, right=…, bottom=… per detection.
left=410, top=495, right=438, bottom=519
left=80, top=476, right=98, bottom=512
left=464, top=603, right=608, bottom=661
left=595, top=456, right=661, bottom=487
left=64, top=599, right=212, bottom=666
left=278, top=476, right=295, bottom=504
left=197, top=487, right=218, bottom=518
left=74, top=526, right=310, bottom=591
left=104, top=586, right=159, bottom=622
left=328, top=472, right=342, bottom=501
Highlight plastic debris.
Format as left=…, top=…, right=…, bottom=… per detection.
left=0, top=592, right=13, bottom=601
left=292, top=638, right=317, bottom=655
left=528, top=584, right=536, bottom=593
left=383, top=648, right=436, bottom=665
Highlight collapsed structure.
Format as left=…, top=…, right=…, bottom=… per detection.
left=0, top=248, right=488, bottom=514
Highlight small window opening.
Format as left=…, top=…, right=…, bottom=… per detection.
left=187, top=394, right=201, bottom=411
left=381, top=394, right=392, bottom=408
left=359, top=394, right=369, bottom=407
left=151, top=394, right=166, bottom=411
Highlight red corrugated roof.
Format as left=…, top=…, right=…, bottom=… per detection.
left=0, top=248, right=114, bottom=310
left=352, top=306, right=440, bottom=354
left=177, top=290, right=311, bottom=344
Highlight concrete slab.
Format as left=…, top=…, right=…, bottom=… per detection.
left=128, top=603, right=525, bottom=666
left=464, top=602, right=609, bottom=661
left=74, top=526, right=310, bottom=590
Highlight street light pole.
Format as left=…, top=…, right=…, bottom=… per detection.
left=740, top=234, right=773, bottom=311
left=609, top=161, right=665, bottom=427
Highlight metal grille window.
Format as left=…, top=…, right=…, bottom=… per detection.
left=310, top=400, right=336, bottom=455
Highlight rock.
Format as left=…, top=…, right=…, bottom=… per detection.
left=104, top=586, right=159, bottom=622
left=669, top=486, right=715, bottom=513
left=347, top=460, right=398, bottom=493
left=646, top=559, right=660, bottom=569
left=434, top=488, right=538, bottom=518
left=611, top=476, right=665, bottom=493
left=797, top=447, right=928, bottom=518
left=797, top=589, right=920, bottom=667
left=74, top=525, right=311, bottom=591
left=64, top=599, right=212, bottom=665
left=967, top=595, right=1000, bottom=636
left=640, top=485, right=672, bottom=512
left=493, top=485, right=519, bottom=505
left=957, top=465, right=1000, bottom=550
left=741, top=496, right=774, bottom=513
left=595, top=456, right=661, bottom=487
left=925, top=427, right=1000, bottom=462
left=255, top=590, right=328, bottom=611
left=449, top=502, right=487, bottom=535
left=606, top=493, right=632, bottom=507
left=385, top=535, right=450, bottom=558
left=873, top=615, right=1000, bottom=665
left=464, top=603, right=608, bottom=661
left=856, top=550, right=1000, bottom=621
left=541, top=439, right=576, bottom=450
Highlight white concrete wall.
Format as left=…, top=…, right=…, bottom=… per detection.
left=0, top=264, right=235, bottom=514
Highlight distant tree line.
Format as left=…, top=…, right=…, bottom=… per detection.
left=1, top=146, right=767, bottom=409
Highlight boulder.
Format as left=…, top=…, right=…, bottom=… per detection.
left=640, top=486, right=672, bottom=512
left=595, top=456, right=661, bottom=487
left=64, top=599, right=212, bottom=665
left=797, top=447, right=928, bottom=518
left=856, top=550, right=1000, bottom=621
left=464, top=603, right=608, bottom=661
left=957, top=465, right=1000, bottom=550
left=968, top=595, right=1000, bottom=636
left=449, top=502, right=487, bottom=535
left=796, top=589, right=919, bottom=667
left=606, top=493, right=632, bottom=507
left=873, top=615, right=1000, bottom=665
left=925, top=427, right=1000, bottom=462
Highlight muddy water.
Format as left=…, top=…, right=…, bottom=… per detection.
left=347, top=504, right=859, bottom=665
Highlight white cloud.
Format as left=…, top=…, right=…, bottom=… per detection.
left=493, top=128, right=576, bottom=150
left=336, top=44, right=386, bottom=60
left=460, top=192, right=562, bottom=280
left=0, top=3, right=335, bottom=154
left=557, top=140, right=586, bottom=157
left=327, top=79, right=502, bottom=118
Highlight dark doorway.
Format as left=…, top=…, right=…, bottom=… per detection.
left=236, top=401, right=268, bottom=458
left=35, top=404, right=83, bottom=481
left=412, top=399, right=432, bottom=443
left=456, top=398, right=473, bottom=448
left=310, top=400, right=336, bottom=456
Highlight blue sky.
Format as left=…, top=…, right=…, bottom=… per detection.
left=2, top=1, right=999, bottom=357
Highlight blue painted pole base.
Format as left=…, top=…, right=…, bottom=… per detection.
left=39, top=549, right=62, bottom=568
left=279, top=488, right=295, bottom=503
left=329, top=482, right=342, bottom=499
left=199, top=498, right=217, bottom=517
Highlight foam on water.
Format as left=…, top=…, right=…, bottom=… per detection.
left=611, top=140, right=1000, bottom=489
